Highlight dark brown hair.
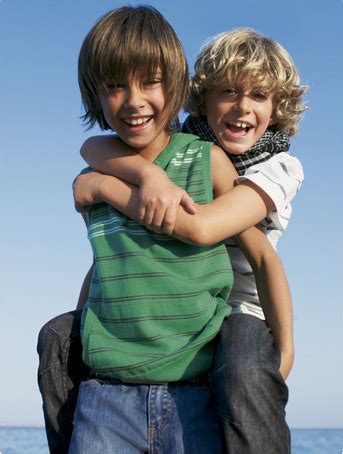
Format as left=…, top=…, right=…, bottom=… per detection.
left=78, top=6, right=189, bottom=130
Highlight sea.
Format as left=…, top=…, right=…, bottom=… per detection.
left=0, top=427, right=342, bottom=453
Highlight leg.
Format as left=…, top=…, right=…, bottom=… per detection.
left=37, top=310, right=90, bottom=454
left=69, top=380, right=149, bottom=454
left=155, top=383, right=224, bottom=453
left=212, top=313, right=290, bottom=454
left=69, top=381, right=224, bottom=454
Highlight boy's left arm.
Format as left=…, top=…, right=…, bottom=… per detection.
left=81, top=135, right=196, bottom=232
left=235, top=229, right=294, bottom=380
left=211, top=147, right=294, bottom=379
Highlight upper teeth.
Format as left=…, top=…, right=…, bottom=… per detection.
left=232, top=122, right=248, bottom=128
left=125, top=117, right=149, bottom=125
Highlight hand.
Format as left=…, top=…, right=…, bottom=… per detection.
left=73, top=172, right=105, bottom=213
left=279, top=348, right=294, bottom=380
left=139, top=168, right=196, bottom=235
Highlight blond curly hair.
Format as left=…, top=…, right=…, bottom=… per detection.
left=187, top=28, right=307, bottom=136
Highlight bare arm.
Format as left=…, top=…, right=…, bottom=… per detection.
left=235, top=230, right=294, bottom=379
left=76, top=262, right=94, bottom=309
left=81, top=135, right=196, bottom=233
left=210, top=149, right=294, bottom=379
left=74, top=146, right=294, bottom=377
left=74, top=145, right=274, bottom=244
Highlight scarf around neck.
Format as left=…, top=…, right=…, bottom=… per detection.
left=182, top=115, right=290, bottom=175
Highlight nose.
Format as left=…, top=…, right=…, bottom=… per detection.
left=235, top=95, right=252, bottom=114
left=124, top=83, right=145, bottom=110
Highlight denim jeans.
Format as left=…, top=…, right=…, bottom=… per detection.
left=37, top=311, right=290, bottom=453
left=37, top=310, right=90, bottom=454
left=68, top=379, right=224, bottom=453
left=212, top=313, right=290, bottom=454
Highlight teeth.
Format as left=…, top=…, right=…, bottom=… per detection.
left=125, top=117, right=149, bottom=125
left=231, top=121, right=249, bottom=129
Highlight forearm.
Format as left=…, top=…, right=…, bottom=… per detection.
left=173, top=183, right=270, bottom=245
left=78, top=173, right=270, bottom=245
left=81, top=135, right=163, bottom=186
left=235, top=230, right=294, bottom=378
left=255, top=252, right=294, bottom=378
left=255, top=252, right=294, bottom=357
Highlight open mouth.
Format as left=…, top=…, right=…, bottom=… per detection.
left=123, top=117, right=152, bottom=127
left=226, top=121, right=253, bottom=135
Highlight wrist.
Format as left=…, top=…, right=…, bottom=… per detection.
left=138, top=163, right=164, bottom=185
left=96, top=175, right=111, bottom=203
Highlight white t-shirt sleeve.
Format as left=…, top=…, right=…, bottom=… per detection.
left=236, top=152, right=304, bottom=230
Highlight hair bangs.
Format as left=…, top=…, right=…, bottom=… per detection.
left=187, top=27, right=307, bottom=135
left=78, top=6, right=189, bottom=131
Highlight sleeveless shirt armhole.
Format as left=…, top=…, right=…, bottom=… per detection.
left=200, top=141, right=214, bottom=203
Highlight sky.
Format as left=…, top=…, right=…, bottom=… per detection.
left=1, top=0, right=342, bottom=429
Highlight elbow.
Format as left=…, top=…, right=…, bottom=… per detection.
left=186, top=219, right=214, bottom=246
left=252, top=247, right=280, bottom=273
left=80, top=137, right=94, bottom=161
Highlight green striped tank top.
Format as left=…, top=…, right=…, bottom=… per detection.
left=81, top=133, right=233, bottom=382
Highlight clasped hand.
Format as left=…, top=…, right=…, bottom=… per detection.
left=73, top=169, right=197, bottom=235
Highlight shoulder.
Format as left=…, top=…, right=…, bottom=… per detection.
left=210, top=144, right=235, bottom=169
left=237, top=152, right=304, bottom=200
left=210, top=145, right=238, bottom=196
left=250, top=152, right=304, bottom=182
left=80, top=134, right=129, bottom=159
left=236, top=152, right=303, bottom=229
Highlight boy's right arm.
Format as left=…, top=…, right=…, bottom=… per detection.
left=81, top=136, right=196, bottom=234
left=73, top=145, right=274, bottom=244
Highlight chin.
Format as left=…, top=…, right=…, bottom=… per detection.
left=222, top=146, right=249, bottom=156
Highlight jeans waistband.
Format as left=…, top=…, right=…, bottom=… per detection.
left=90, top=371, right=210, bottom=386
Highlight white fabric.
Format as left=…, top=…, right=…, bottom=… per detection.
left=226, top=152, right=304, bottom=319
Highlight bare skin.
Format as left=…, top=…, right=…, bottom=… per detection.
left=74, top=143, right=294, bottom=379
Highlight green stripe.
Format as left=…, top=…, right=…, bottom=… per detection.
left=81, top=133, right=233, bottom=382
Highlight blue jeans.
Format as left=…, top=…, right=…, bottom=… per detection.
left=37, top=311, right=90, bottom=454
left=38, top=311, right=290, bottom=453
left=212, top=313, right=290, bottom=453
left=68, top=379, right=223, bottom=453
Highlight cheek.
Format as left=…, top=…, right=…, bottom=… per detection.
left=205, top=102, right=220, bottom=127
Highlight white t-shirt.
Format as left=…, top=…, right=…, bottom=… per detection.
left=226, top=152, right=304, bottom=319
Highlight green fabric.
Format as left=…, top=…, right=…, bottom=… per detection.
left=81, top=133, right=233, bottom=382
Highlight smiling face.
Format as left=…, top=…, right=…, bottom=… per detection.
left=205, top=84, right=275, bottom=155
left=99, top=71, right=170, bottom=160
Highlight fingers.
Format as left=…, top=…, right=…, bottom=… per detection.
left=138, top=188, right=193, bottom=235
left=139, top=199, right=176, bottom=235
left=138, top=202, right=146, bottom=226
left=74, top=201, right=90, bottom=213
left=142, top=202, right=167, bottom=234
left=162, top=204, right=178, bottom=235
left=181, top=193, right=197, bottom=214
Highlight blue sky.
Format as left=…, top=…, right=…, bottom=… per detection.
left=1, top=0, right=342, bottom=428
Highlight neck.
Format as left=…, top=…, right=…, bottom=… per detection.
left=138, top=133, right=171, bottom=162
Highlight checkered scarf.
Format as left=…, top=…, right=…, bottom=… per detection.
left=182, top=115, right=290, bottom=175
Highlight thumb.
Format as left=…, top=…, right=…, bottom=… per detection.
left=180, top=193, right=196, bottom=214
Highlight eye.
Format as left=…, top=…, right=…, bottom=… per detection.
left=143, top=79, right=163, bottom=89
left=106, top=82, right=125, bottom=92
left=251, top=91, right=268, bottom=101
left=221, top=87, right=237, bottom=95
